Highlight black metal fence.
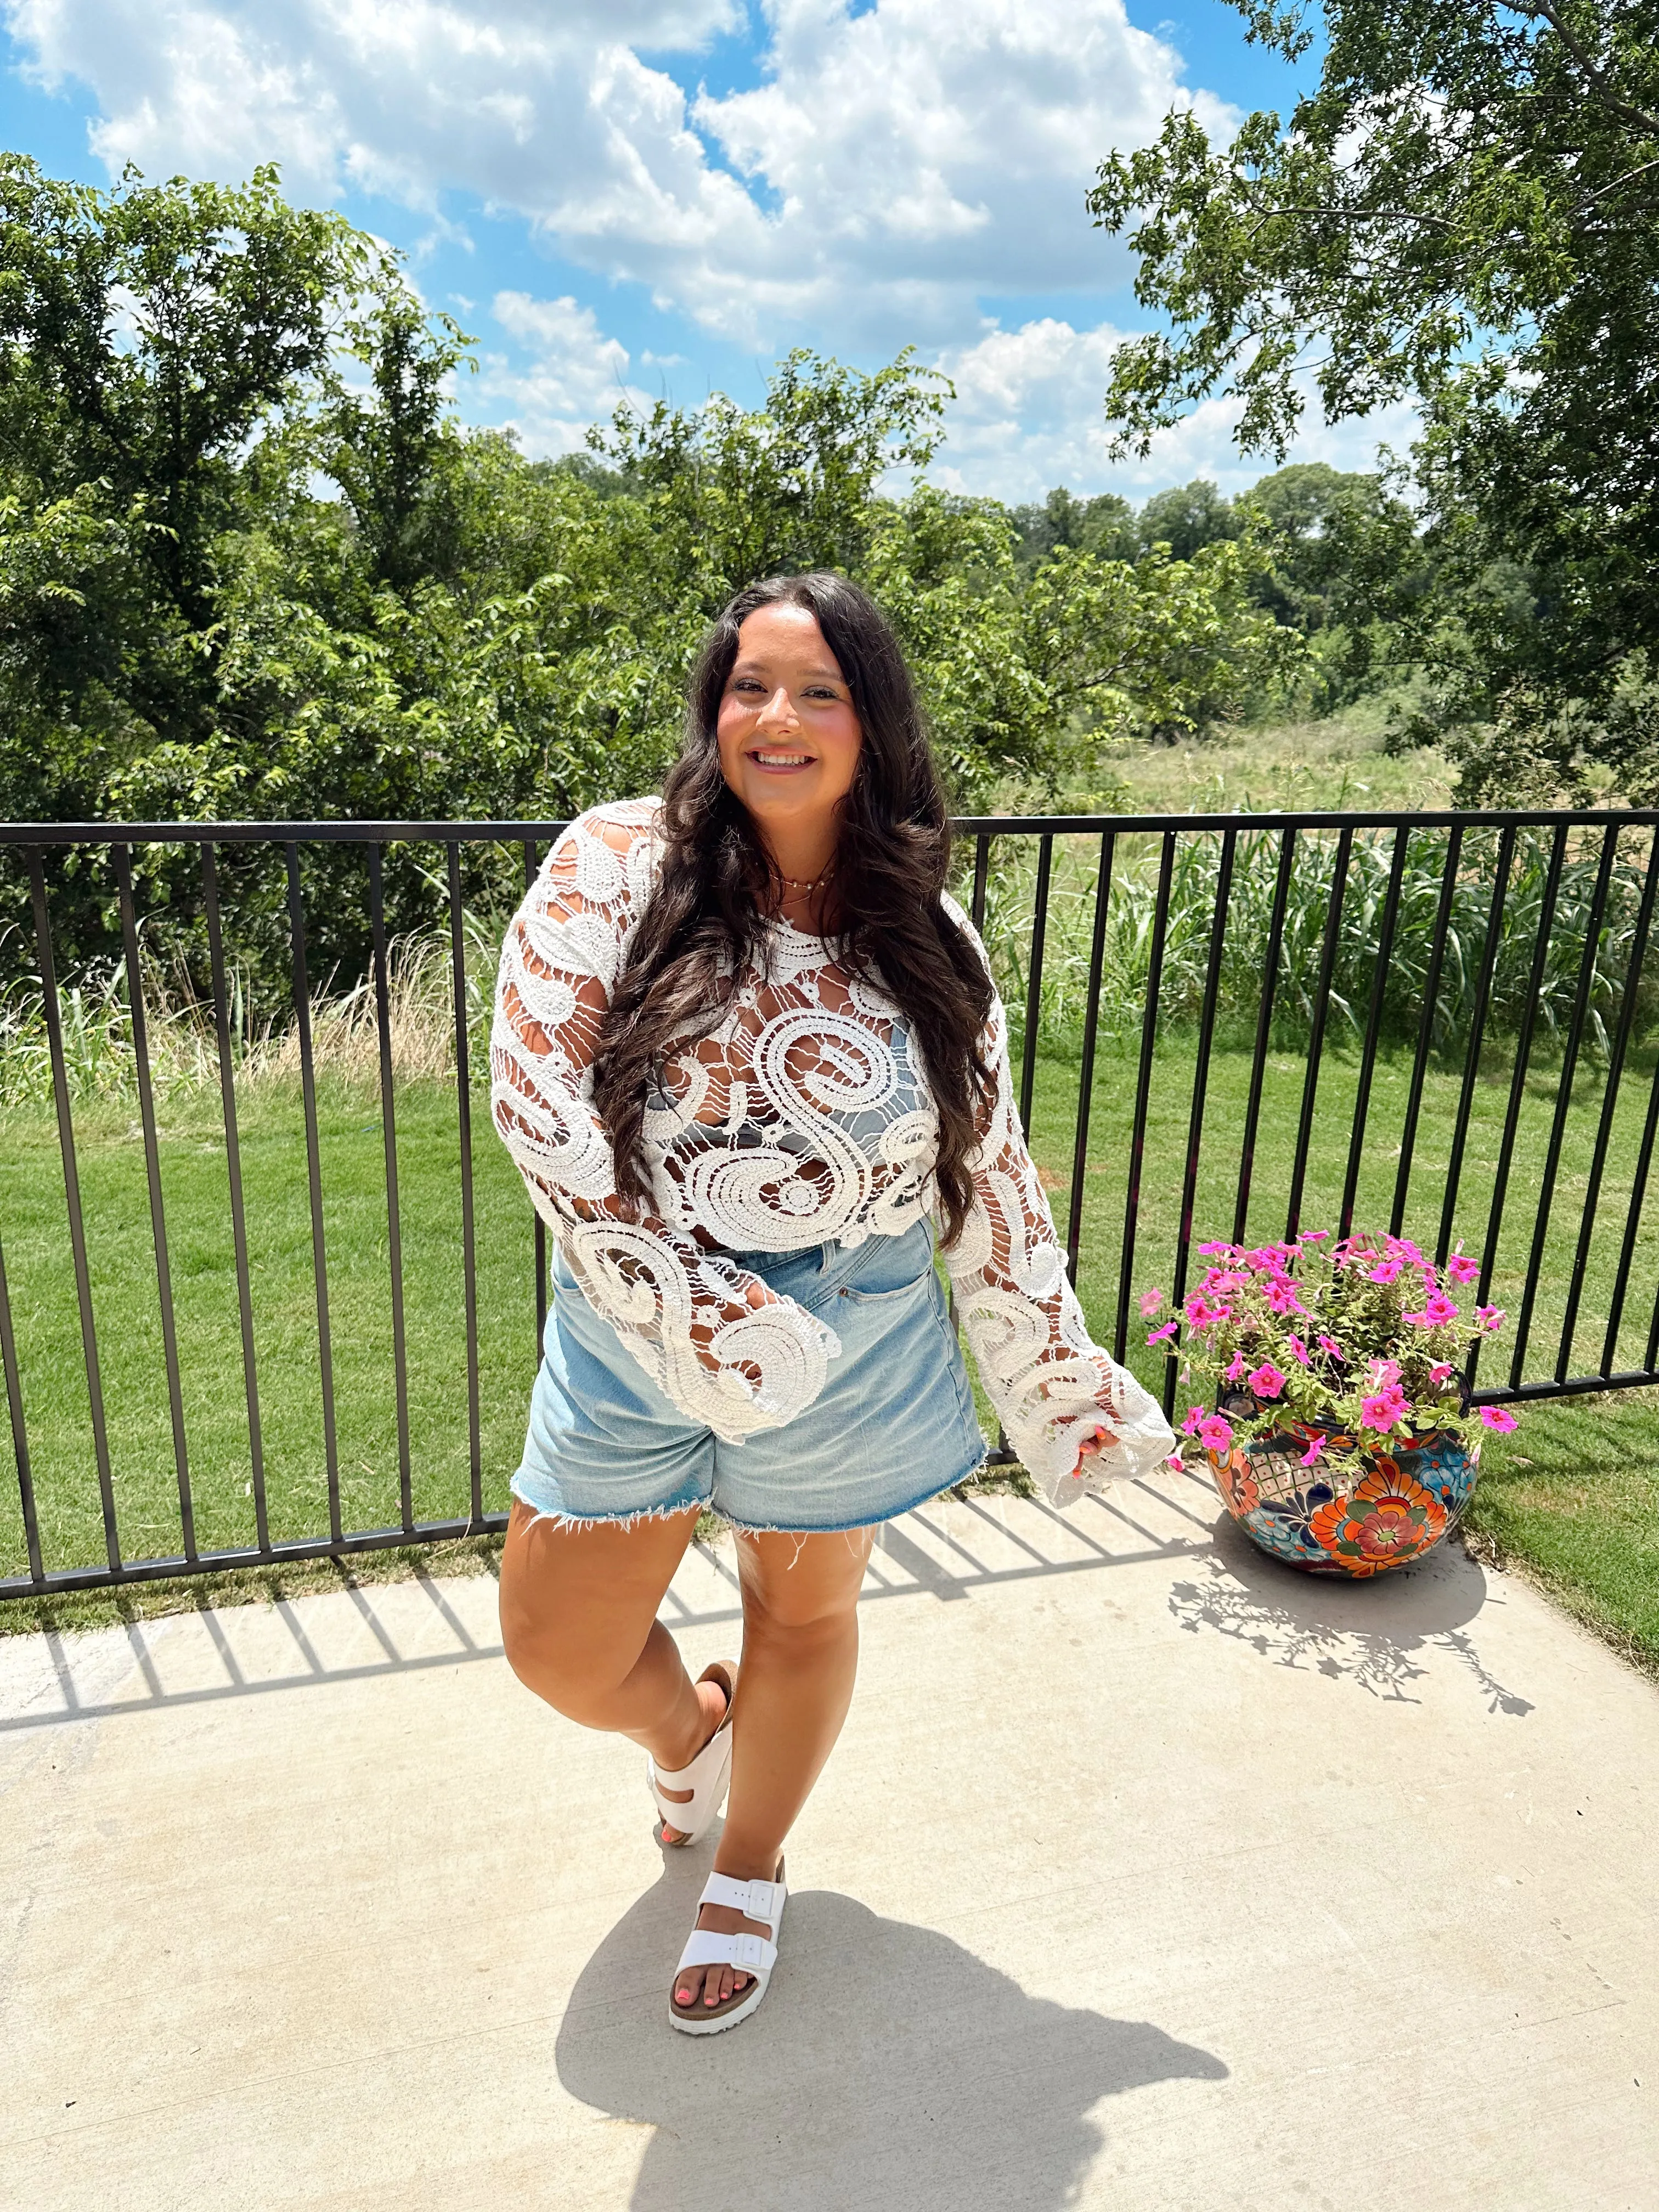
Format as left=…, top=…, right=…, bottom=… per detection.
left=4, top=807, right=1659, bottom=1598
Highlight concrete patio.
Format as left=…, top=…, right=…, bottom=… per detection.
left=2, top=1459, right=1655, bottom=2210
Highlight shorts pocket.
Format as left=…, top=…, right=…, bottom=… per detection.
left=840, top=1258, right=939, bottom=1306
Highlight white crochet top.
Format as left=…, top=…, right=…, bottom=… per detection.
left=489, top=799, right=1173, bottom=1489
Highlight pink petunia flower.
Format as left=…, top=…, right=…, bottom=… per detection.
left=1286, top=1334, right=1312, bottom=1365
left=1165, top=1449, right=1187, bottom=1469
left=1317, top=1334, right=1347, bottom=1362
left=1181, top=1406, right=1205, bottom=1437
left=1225, top=1351, right=1248, bottom=1384
left=1361, top=1384, right=1410, bottom=1430
left=1248, top=1362, right=1286, bottom=1399
left=1198, top=1414, right=1233, bottom=1452
left=1138, top=1288, right=1164, bottom=1318
left=1479, top=1404, right=1519, bottom=1432
left=1147, top=1320, right=1179, bottom=1346
left=1476, top=1305, right=1506, bottom=1331
left=1365, top=1357, right=1402, bottom=1391
left=1195, top=1240, right=1235, bottom=1257
left=1300, top=1436, right=1324, bottom=1466
left=1264, top=1278, right=1308, bottom=1316
left=1369, top=1257, right=1403, bottom=1285
left=1300, top=1229, right=1331, bottom=1241
left=1184, top=1294, right=1227, bottom=1329
left=1445, top=1252, right=1480, bottom=1284
left=1428, top=1362, right=1456, bottom=1388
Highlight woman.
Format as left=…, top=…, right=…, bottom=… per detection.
left=491, top=573, right=1173, bottom=2036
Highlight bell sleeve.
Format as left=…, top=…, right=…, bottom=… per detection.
left=938, top=903, right=1177, bottom=1498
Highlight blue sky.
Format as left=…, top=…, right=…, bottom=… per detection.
left=0, top=0, right=1407, bottom=502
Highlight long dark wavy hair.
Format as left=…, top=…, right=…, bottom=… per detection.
left=591, top=572, right=996, bottom=1245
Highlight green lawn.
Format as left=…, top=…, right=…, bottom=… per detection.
left=2, top=1030, right=1657, bottom=1671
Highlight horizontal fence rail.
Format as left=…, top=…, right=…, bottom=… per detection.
left=3, top=808, right=1659, bottom=1598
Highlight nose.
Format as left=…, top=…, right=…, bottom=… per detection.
left=755, top=685, right=799, bottom=733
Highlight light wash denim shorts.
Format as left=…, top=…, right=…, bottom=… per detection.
left=512, top=1217, right=986, bottom=1533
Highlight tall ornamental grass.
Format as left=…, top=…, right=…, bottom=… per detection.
left=978, top=825, right=1658, bottom=1065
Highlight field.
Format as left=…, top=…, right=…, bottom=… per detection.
left=2, top=713, right=1656, bottom=1668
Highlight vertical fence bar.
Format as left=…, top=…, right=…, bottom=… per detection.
left=28, top=849, right=120, bottom=1575
left=1286, top=826, right=1353, bottom=1242
left=1602, top=857, right=1659, bottom=1373
left=970, top=833, right=990, bottom=933
left=448, top=842, right=483, bottom=1527
left=0, top=1230, right=44, bottom=1587
left=114, top=844, right=195, bottom=1562
left=1017, top=833, right=1053, bottom=1139
left=369, top=843, right=414, bottom=1536
left=1339, top=827, right=1411, bottom=1240
left=1559, top=827, right=1659, bottom=1379
left=1115, top=831, right=1176, bottom=1363
left=1604, top=1052, right=1659, bottom=1376
left=1390, top=826, right=1464, bottom=1237
left=1509, top=823, right=1620, bottom=1385
left=522, top=838, right=548, bottom=1359
left=285, top=842, right=342, bottom=1545
left=201, top=842, right=269, bottom=1553
left=1466, top=821, right=1569, bottom=1390
left=1065, top=832, right=1116, bottom=1285
left=1167, top=830, right=1237, bottom=1418
left=1437, top=825, right=1517, bottom=1267
left=1233, top=827, right=1295, bottom=1245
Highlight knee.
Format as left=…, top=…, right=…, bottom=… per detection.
left=739, top=1560, right=862, bottom=1649
left=498, top=1575, right=623, bottom=1717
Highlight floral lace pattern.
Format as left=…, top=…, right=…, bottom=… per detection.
left=490, top=800, right=1174, bottom=1489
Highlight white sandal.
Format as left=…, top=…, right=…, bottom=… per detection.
left=668, top=1864, right=787, bottom=2036
left=646, top=1659, right=737, bottom=1846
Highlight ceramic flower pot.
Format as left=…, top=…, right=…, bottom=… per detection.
left=1202, top=1414, right=1480, bottom=1577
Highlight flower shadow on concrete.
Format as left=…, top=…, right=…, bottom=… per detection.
left=555, top=1857, right=1227, bottom=2211
left=1168, top=1509, right=1535, bottom=1714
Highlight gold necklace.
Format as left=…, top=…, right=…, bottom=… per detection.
left=778, top=860, right=835, bottom=894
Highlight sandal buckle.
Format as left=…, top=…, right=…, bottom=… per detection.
left=731, top=1933, right=765, bottom=1971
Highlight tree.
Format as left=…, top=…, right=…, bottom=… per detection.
left=1136, top=478, right=1238, bottom=561
left=1086, top=1, right=1659, bottom=799
left=1242, top=461, right=1421, bottom=707
left=1009, top=487, right=1137, bottom=569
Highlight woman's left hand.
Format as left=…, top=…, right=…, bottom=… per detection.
left=1074, top=1420, right=1116, bottom=1467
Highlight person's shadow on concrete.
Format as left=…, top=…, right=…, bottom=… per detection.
left=555, top=1853, right=1227, bottom=2211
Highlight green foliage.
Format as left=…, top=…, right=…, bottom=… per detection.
left=1086, top=0, right=1659, bottom=802
left=1136, top=477, right=1238, bottom=561
left=0, top=161, right=1315, bottom=995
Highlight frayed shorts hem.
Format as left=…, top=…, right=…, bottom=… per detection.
left=508, top=1451, right=986, bottom=1539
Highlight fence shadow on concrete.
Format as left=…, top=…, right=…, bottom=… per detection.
left=554, top=1852, right=1228, bottom=2212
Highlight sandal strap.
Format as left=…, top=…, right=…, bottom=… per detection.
left=699, top=1872, right=784, bottom=1929
left=677, top=1928, right=778, bottom=1977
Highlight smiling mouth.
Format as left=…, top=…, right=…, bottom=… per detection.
left=749, top=749, right=813, bottom=768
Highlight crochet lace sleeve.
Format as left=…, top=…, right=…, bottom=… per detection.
left=938, top=906, right=1176, bottom=1498
left=489, top=806, right=839, bottom=1442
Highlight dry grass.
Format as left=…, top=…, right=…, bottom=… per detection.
left=0, top=925, right=492, bottom=1110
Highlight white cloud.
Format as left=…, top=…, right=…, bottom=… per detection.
left=5, top=0, right=1226, bottom=347
left=477, top=290, right=652, bottom=456
left=4, top=0, right=1408, bottom=494
left=928, top=318, right=1418, bottom=503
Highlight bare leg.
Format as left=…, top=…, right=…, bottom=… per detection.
left=498, top=1501, right=726, bottom=1792
left=673, top=1525, right=873, bottom=2015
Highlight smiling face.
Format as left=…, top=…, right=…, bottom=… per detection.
left=715, top=603, right=863, bottom=871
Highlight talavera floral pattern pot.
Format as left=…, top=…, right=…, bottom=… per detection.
left=1203, top=1415, right=1480, bottom=1577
